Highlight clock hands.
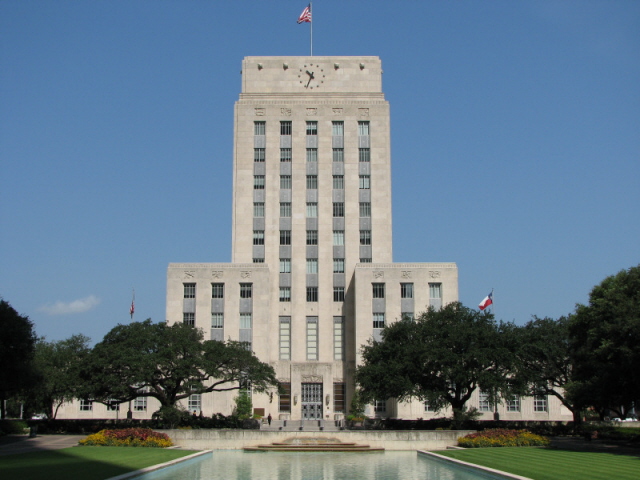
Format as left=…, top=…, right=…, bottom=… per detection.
left=305, top=70, right=315, bottom=88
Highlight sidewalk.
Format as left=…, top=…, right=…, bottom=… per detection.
left=0, top=434, right=85, bottom=456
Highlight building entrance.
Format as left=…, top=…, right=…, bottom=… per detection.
left=301, top=383, right=323, bottom=420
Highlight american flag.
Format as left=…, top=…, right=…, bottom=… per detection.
left=297, top=4, right=312, bottom=24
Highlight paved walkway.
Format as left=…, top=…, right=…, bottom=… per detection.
left=0, top=434, right=84, bottom=456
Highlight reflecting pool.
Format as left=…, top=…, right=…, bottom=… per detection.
left=140, top=451, right=506, bottom=480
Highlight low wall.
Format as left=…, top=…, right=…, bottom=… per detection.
left=161, top=429, right=474, bottom=451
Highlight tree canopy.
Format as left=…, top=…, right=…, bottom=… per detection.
left=81, top=319, right=280, bottom=409
left=0, top=299, right=37, bottom=418
left=355, top=302, right=519, bottom=414
left=515, top=316, right=580, bottom=423
left=568, top=264, right=640, bottom=418
left=29, top=334, right=91, bottom=419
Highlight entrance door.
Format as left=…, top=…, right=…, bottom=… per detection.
left=301, top=383, right=323, bottom=420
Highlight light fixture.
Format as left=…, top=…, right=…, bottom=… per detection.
left=283, top=63, right=289, bottom=70
left=258, top=63, right=263, bottom=70
left=334, top=63, right=340, bottom=70
left=359, top=63, right=365, bottom=70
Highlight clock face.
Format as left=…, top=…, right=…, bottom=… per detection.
left=298, top=63, right=325, bottom=89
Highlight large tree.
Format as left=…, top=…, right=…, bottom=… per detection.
left=515, top=316, right=581, bottom=423
left=0, top=299, right=37, bottom=418
left=568, top=265, right=640, bottom=419
left=81, top=319, right=279, bottom=409
left=355, top=302, right=519, bottom=415
left=29, top=334, right=91, bottom=419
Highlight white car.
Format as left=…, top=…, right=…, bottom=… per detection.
left=31, top=413, right=47, bottom=420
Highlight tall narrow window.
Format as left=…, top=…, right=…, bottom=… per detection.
left=279, top=287, right=291, bottom=302
left=507, top=395, right=521, bottom=412
left=306, top=258, right=318, bottom=274
left=372, top=283, right=385, bottom=298
left=306, top=175, right=318, bottom=189
left=333, top=202, right=344, bottom=217
left=240, top=283, right=252, bottom=299
left=254, top=121, right=265, bottom=136
left=429, top=283, right=442, bottom=310
left=373, top=313, right=385, bottom=329
left=332, top=148, right=344, bottom=162
left=254, top=148, right=265, bottom=162
left=359, top=175, right=370, bottom=189
left=280, top=175, right=292, bottom=189
left=279, top=230, right=291, bottom=245
left=359, top=202, right=371, bottom=217
left=183, top=283, right=196, bottom=298
left=334, top=317, right=345, bottom=360
left=333, top=383, right=346, bottom=412
left=211, top=313, right=223, bottom=329
left=360, top=230, right=371, bottom=245
left=253, top=258, right=264, bottom=264
left=253, top=202, right=265, bottom=217
left=306, top=121, right=317, bottom=136
left=240, top=313, right=252, bottom=329
left=279, top=317, right=291, bottom=360
left=333, top=287, right=345, bottom=302
left=254, top=175, right=265, bottom=189
left=280, top=148, right=292, bottom=162
left=279, top=383, right=291, bottom=412
left=280, top=121, right=292, bottom=135
left=306, top=202, right=318, bottom=218
left=253, top=230, right=264, bottom=245
left=333, top=230, right=344, bottom=246
left=374, top=400, right=386, bottom=413
left=332, top=175, right=344, bottom=189
left=79, top=399, right=93, bottom=411
left=478, top=391, right=492, bottom=412
left=306, top=317, right=318, bottom=360
left=279, top=258, right=291, bottom=273
left=358, top=148, right=370, bottom=162
left=358, top=121, right=370, bottom=136
left=401, top=283, right=414, bottom=299
left=280, top=202, right=292, bottom=217
left=333, top=258, right=345, bottom=273
left=306, top=230, right=318, bottom=245
left=332, top=121, right=344, bottom=136
left=188, top=393, right=201, bottom=412
left=306, top=148, right=317, bottom=162
left=211, top=283, right=224, bottom=298
left=183, top=312, right=195, bottom=326
left=306, top=287, right=318, bottom=302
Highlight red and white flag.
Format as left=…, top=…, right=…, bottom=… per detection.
left=129, top=291, right=135, bottom=319
left=297, top=4, right=312, bottom=23
left=479, top=292, right=493, bottom=311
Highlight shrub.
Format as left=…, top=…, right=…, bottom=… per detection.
left=458, top=428, right=550, bottom=448
left=79, top=428, right=173, bottom=448
left=0, top=420, right=28, bottom=435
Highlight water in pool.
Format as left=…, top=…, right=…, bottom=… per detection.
left=139, top=451, right=505, bottom=479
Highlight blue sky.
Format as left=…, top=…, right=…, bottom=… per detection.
left=1, top=1, right=638, bottom=344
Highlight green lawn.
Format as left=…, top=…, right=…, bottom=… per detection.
left=0, top=446, right=200, bottom=480
left=436, top=448, right=640, bottom=480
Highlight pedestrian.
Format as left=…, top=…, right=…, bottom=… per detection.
left=267, top=413, right=272, bottom=425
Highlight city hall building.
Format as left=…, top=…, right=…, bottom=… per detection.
left=58, top=56, right=572, bottom=423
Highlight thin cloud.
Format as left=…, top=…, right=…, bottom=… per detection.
left=39, top=295, right=101, bottom=315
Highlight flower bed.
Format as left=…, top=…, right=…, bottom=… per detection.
left=458, top=428, right=549, bottom=448
left=79, top=428, right=173, bottom=448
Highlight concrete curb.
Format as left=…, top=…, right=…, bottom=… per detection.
left=418, top=450, right=534, bottom=480
left=105, top=449, right=212, bottom=480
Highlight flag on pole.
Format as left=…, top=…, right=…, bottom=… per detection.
left=129, top=291, right=135, bottom=319
left=479, top=292, right=493, bottom=311
left=297, top=4, right=312, bottom=23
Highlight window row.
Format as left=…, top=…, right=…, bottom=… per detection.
left=253, top=147, right=370, bottom=163
left=269, top=174, right=370, bottom=190
left=253, top=202, right=371, bottom=218
left=278, top=316, right=345, bottom=361
left=184, top=283, right=252, bottom=300
left=254, top=121, right=368, bottom=137
left=276, top=229, right=371, bottom=246
left=371, top=282, right=442, bottom=300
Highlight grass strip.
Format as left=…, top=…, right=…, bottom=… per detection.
left=437, top=448, right=640, bottom=480
left=0, top=446, right=200, bottom=480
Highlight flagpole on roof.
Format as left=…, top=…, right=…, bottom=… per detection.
left=310, top=2, right=313, bottom=56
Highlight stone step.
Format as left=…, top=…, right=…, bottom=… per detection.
left=244, top=446, right=384, bottom=452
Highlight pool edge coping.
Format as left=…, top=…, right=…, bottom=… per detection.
left=105, top=450, right=213, bottom=480
left=418, top=450, right=534, bottom=480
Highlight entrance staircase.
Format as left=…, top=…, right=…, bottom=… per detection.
left=244, top=437, right=384, bottom=453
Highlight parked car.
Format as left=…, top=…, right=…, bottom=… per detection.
left=31, top=413, right=47, bottom=420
